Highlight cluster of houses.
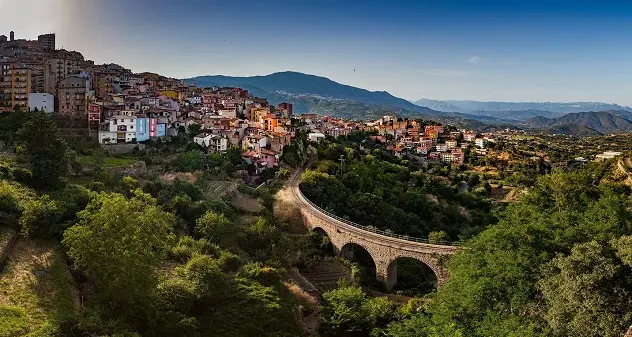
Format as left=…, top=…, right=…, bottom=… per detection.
left=307, top=115, right=496, bottom=166
left=0, top=31, right=302, bottom=173
left=94, top=85, right=298, bottom=173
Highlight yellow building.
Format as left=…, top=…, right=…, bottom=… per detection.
left=250, top=107, right=269, bottom=122
left=159, top=90, right=179, bottom=99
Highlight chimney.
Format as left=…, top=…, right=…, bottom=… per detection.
left=9, top=31, right=14, bottom=41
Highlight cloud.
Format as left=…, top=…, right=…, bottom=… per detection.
left=425, top=69, right=469, bottom=77
left=466, top=56, right=481, bottom=64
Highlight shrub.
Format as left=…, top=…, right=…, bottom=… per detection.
left=11, top=167, right=32, bottom=184
left=19, top=194, right=62, bottom=238
left=156, top=278, right=197, bottom=313
left=170, top=236, right=220, bottom=262
left=240, top=262, right=281, bottom=286
left=86, top=181, right=106, bottom=192
left=194, top=211, right=234, bottom=243
left=428, top=231, right=449, bottom=244
left=218, top=251, right=242, bottom=273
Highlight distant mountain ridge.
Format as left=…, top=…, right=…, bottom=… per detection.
left=414, top=98, right=632, bottom=121
left=524, top=110, right=632, bottom=135
left=186, top=71, right=430, bottom=113
left=414, top=98, right=632, bottom=114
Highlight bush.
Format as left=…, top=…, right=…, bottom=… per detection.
left=11, top=167, right=32, bottom=184
left=428, top=231, right=449, bottom=244
left=218, top=251, right=242, bottom=273
left=240, top=262, right=281, bottom=286
left=86, top=181, right=106, bottom=192
left=156, top=278, right=197, bottom=313
left=19, top=194, right=62, bottom=238
left=194, top=211, right=234, bottom=244
left=170, top=236, right=221, bottom=262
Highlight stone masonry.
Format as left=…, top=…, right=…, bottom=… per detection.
left=294, top=184, right=460, bottom=290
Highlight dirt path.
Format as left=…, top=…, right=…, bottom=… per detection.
left=284, top=268, right=322, bottom=337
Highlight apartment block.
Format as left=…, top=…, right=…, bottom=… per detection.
left=0, top=62, right=32, bottom=112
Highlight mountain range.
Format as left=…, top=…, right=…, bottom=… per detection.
left=524, top=110, right=632, bottom=135
left=184, top=71, right=632, bottom=136
left=413, top=98, right=632, bottom=121
left=186, top=71, right=429, bottom=113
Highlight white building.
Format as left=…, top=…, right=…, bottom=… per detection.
left=475, top=138, right=487, bottom=149
left=445, top=140, right=458, bottom=149
left=243, top=134, right=268, bottom=151
left=436, top=143, right=448, bottom=152
left=187, top=96, right=202, bottom=105
left=194, top=133, right=213, bottom=147
left=194, top=133, right=229, bottom=153
left=98, top=115, right=137, bottom=144
left=208, top=134, right=229, bottom=153
left=28, top=93, right=54, bottom=112
left=217, top=108, right=237, bottom=118
left=308, top=132, right=326, bottom=143
left=596, top=151, right=622, bottom=160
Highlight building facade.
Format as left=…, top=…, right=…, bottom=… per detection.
left=58, top=76, right=86, bottom=117
left=0, top=62, right=32, bottom=112
left=37, top=33, right=55, bottom=51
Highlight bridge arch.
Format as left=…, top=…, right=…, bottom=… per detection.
left=310, top=227, right=336, bottom=256
left=386, top=256, right=439, bottom=293
left=340, top=242, right=378, bottom=283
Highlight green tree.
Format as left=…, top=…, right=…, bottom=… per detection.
left=63, top=191, right=176, bottom=308
left=17, top=112, right=69, bottom=189
left=187, top=124, right=202, bottom=137
left=320, top=285, right=398, bottom=336
left=174, top=150, right=207, bottom=172
left=19, top=194, right=61, bottom=238
left=539, top=241, right=632, bottom=337
left=428, top=231, right=449, bottom=244
left=195, top=211, right=235, bottom=244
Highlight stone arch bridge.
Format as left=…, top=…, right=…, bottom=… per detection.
left=291, top=171, right=461, bottom=290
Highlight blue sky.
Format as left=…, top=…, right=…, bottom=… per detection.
left=2, top=0, right=632, bottom=105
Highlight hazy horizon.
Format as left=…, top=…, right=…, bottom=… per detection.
left=2, top=0, right=632, bottom=105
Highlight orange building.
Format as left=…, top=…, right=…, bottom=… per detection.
left=0, top=62, right=32, bottom=112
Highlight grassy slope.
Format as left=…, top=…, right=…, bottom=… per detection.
left=76, top=155, right=137, bottom=168
left=0, top=239, right=76, bottom=337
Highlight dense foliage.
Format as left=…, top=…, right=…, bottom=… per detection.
left=383, top=169, right=632, bottom=337
left=300, top=135, right=495, bottom=241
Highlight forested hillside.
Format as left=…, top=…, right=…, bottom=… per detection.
left=300, top=133, right=495, bottom=241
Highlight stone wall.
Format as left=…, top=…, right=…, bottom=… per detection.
left=101, top=143, right=146, bottom=155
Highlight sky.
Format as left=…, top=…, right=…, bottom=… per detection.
left=2, top=0, right=632, bottom=105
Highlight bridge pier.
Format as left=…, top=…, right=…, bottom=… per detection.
left=376, top=261, right=397, bottom=291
